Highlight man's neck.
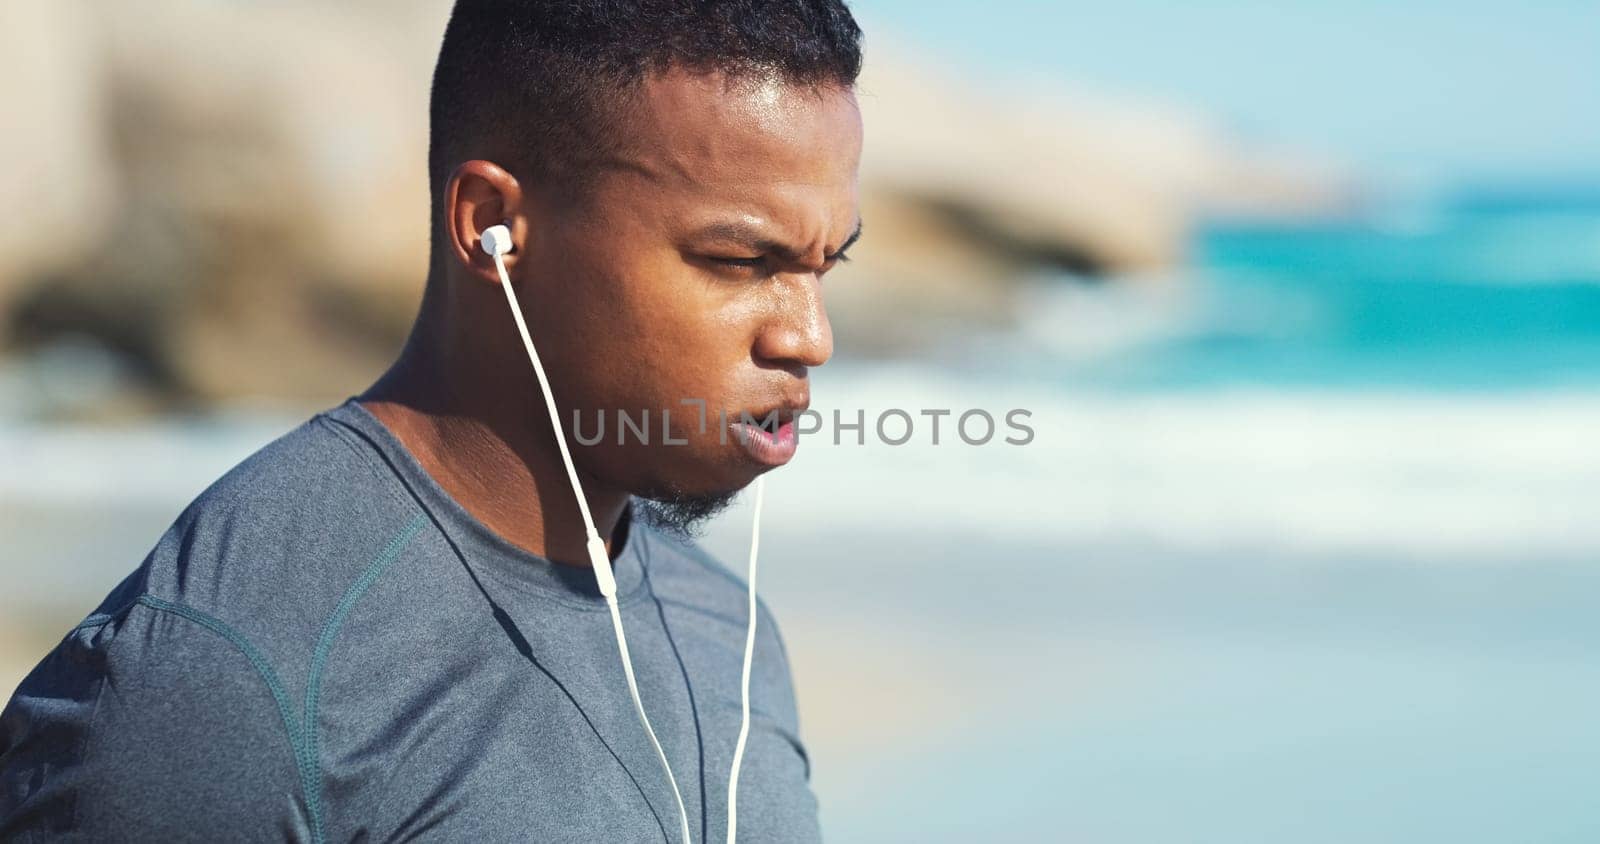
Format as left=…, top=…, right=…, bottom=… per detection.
left=355, top=336, right=628, bottom=567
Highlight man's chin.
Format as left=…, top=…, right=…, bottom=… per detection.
left=632, top=486, right=743, bottom=540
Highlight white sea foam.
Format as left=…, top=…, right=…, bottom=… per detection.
left=4, top=367, right=1598, bottom=565
left=763, top=366, right=1600, bottom=564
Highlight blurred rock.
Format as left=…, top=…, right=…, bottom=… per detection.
left=827, top=53, right=1354, bottom=353
left=0, top=0, right=117, bottom=322
left=0, top=0, right=1350, bottom=409
left=1, top=0, right=448, bottom=409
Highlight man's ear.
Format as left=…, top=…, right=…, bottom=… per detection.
left=444, top=159, right=529, bottom=283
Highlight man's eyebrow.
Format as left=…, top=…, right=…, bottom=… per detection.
left=693, top=220, right=864, bottom=261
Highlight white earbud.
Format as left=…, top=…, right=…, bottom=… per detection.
left=480, top=223, right=514, bottom=258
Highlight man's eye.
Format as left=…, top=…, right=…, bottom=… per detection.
left=705, top=256, right=771, bottom=278
left=712, top=256, right=766, bottom=268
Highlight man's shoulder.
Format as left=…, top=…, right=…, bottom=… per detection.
left=134, top=405, right=425, bottom=621
left=184, top=406, right=405, bottom=524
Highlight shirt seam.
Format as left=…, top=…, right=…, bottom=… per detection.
left=95, top=512, right=429, bottom=844
left=127, top=595, right=316, bottom=838
left=303, top=512, right=428, bottom=844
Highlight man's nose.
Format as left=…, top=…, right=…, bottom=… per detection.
left=753, top=274, right=833, bottom=372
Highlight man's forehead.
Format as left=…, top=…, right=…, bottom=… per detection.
left=614, top=66, right=862, bottom=192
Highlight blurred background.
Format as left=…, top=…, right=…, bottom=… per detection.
left=4, top=1, right=1599, bottom=841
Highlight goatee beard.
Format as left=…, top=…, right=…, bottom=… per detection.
left=633, top=487, right=742, bottom=540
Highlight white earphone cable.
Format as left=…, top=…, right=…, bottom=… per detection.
left=726, top=474, right=764, bottom=844
left=492, top=246, right=692, bottom=844
left=489, top=228, right=765, bottom=843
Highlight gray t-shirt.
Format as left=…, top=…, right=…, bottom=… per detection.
left=1, top=398, right=820, bottom=842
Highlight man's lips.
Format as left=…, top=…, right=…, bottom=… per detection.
left=727, top=402, right=806, bottom=467
left=730, top=418, right=799, bottom=466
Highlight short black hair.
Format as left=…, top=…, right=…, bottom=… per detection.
left=427, top=0, right=863, bottom=244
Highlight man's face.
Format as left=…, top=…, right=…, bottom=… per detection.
left=519, top=68, right=862, bottom=501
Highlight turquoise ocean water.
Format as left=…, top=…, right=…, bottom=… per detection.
left=1054, top=195, right=1600, bottom=391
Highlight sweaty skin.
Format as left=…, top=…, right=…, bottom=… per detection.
left=362, top=67, right=863, bottom=567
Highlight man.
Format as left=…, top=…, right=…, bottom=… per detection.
left=0, top=0, right=863, bottom=840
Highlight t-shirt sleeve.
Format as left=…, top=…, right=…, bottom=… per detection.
left=1, top=599, right=310, bottom=841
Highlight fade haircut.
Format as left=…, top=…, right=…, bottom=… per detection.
left=426, top=0, right=864, bottom=253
